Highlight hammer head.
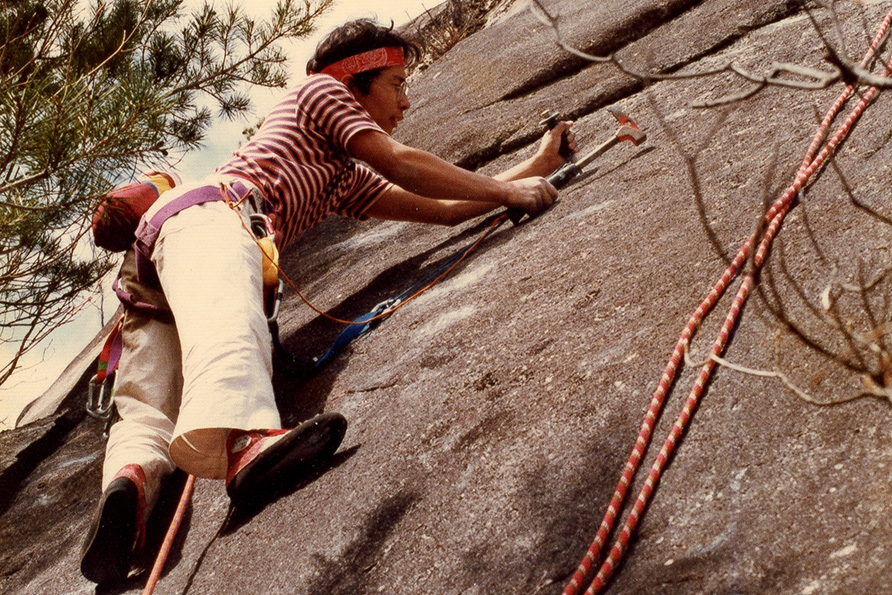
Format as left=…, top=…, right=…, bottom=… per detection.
left=607, top=106, right=640, bottom=130
left=616, top=125, right=647, bottom=146
left=539, top=110, right=561, bottom=130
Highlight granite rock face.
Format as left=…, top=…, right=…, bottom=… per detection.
left=2, top=1, right=891, bottom=594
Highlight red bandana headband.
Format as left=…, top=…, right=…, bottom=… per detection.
left=317, top=46, right=405, bottom=82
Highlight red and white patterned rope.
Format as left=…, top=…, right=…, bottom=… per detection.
left=565, top=6, right=892, bottom=594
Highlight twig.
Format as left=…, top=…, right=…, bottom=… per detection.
left=528, top=0, right=890, bottom=108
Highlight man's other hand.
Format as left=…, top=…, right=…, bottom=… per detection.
left=505, top=176, right=558, bottom=217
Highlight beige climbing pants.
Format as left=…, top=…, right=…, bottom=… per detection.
left=102, top=180, right=281, bottom=504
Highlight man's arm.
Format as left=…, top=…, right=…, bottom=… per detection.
left=364, top=186, right=499, bottom=226
left=354, top=122, right=575, bottom=225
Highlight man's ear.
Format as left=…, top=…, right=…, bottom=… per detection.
left=341, top=74, right=357, bottom=95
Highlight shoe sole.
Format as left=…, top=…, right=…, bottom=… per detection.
left=80, top=477, right=138, bottom=584
left=227, top=412, right=347, bottom=503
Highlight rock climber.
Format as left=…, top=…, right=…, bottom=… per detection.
left=81, top=17, right=575, bottom=584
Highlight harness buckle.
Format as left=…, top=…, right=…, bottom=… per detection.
left=87, top=372, right=116, bottom=421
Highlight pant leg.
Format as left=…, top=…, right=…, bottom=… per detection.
left=155, top=198, right=280, bottom=479
left=103, top=305, right=181, bottom=512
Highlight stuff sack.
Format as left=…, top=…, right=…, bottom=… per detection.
left=92, top=171, right=177, bottom=252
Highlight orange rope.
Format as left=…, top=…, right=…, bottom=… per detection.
left=563, top=6, right=892, bottom=593
left=142, top=474, right=195, bottom=595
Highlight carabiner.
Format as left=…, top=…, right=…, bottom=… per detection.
left=266, top=279, right=285, bottom=324
left=86, top=372, right=116, bottom=421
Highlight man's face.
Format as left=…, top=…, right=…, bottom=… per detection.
left=352, top=65, right=411, bottom=134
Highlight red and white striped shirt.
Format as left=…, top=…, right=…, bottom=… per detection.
left=217, top=74, right=392, bottom=248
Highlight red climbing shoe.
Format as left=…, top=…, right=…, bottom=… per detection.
left=80, top=464, right=147, bottom=584
left=225, top=412, right=347, bottom=503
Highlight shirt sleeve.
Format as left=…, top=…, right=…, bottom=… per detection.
left=334, top=162, right=392, bottom=220
left=296, top=75, right=387, bottom=153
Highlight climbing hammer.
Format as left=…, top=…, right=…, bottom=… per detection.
left=547, top=106, right=646, bottom=188
left=508, top=107, right=647, bottom=224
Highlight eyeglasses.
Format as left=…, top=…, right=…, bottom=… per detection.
left=374, top=79, right=408, bottom=99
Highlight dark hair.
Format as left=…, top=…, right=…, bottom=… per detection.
left=306, top=18, right=422, bottom=94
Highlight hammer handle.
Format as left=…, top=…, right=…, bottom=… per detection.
left=576, top=135, right=619, bottom=170
left=558, top=130, right=573, bottom=160
left=506, top=207, right=526, bottom=225
left=546, top=162, right=581, bottom=188
left=506, top=162, right=581, bottom=224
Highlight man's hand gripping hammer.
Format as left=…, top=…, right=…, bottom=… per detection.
left=508, top=107, right=647, bottom=224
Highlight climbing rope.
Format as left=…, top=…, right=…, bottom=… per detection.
left=142, top=474, right=195, bottom=595
left=564, top=7, right=892, bottom=594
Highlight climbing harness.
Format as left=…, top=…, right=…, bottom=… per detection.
left=133, top=180, right=264, bottom=286
left=562, top=6, right=892, bottom=594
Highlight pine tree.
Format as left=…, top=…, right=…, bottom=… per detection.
left=0, top=0, right=332, bottom=386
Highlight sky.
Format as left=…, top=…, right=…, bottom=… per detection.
left=177, top=0, right=438, bottom=177
left=0, top=0, right=438, bottom=431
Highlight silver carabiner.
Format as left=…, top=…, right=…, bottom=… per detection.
left=266, top=278, right=285, bottom=324
left=86, top=372, right=116, bottom=421
left=249, top=213, right=273, bottom=238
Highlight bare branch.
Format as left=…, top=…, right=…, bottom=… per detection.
left=529, top=0, right=891, bottom=108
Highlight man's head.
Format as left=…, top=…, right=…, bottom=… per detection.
left=307, top=19, right=422, bottom=133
